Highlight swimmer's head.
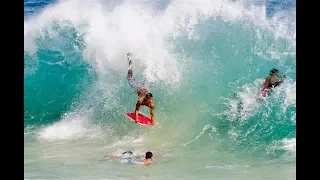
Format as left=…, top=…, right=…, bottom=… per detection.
left=270, top=68, right=279, bottom=75
left=145, top=151, right=153, bottom=159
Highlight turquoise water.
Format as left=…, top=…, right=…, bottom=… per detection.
left=24, top=0, right=296, bottom=179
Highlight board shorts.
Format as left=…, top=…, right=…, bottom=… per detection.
left=119, top=151, right=138, bottom=164
left=117, top=151, right=145, bottom=164
left=128, top=77, right=149, bottom=92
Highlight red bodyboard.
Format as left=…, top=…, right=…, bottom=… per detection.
left=124, top=112, right=153, bottom=126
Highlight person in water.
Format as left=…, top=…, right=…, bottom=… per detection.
left=261, top=68, right=285, bottom=96
left=140, top=151, right=153, bottom=165
left=127, top=53, right=155, bottom=125
left=104, top=151, right=154, bottom=165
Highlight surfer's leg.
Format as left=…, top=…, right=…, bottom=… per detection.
left=127, top=72, right=139, bottom=91
left=127, top=53, right=133, bottom=78
left=126, top=53, right=149, bottom=92
left=128, top=76, right=141, bottom=92
left=127, top=53, right=139, bottom=92
left=140, top=79, right=149, bottom=90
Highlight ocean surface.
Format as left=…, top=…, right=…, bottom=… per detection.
left=24, top=0, right=296, bottom=179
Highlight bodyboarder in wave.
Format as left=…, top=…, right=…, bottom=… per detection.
left=126, top=53, right=155, bottom=125
left=261, top=68, right=285, bottom=97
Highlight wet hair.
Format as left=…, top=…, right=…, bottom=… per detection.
left=145, top=151, right=153, bottom=159
left=146, top=93, right=153, bottom=98
left=270, top=68, right=279, bottom=75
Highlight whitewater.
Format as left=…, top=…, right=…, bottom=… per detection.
left=24, top=0, right=296, bottom=179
